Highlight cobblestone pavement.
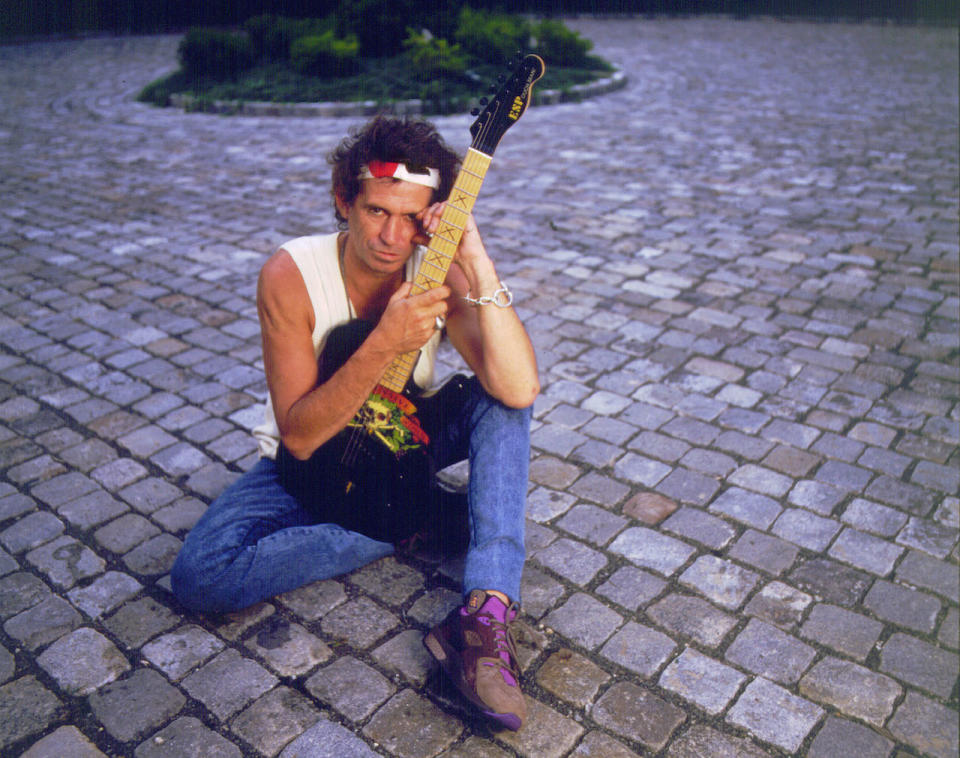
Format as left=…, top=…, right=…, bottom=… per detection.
left=1, top=16, right=957, bottom=758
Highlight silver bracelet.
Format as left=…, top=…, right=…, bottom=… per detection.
left=463, top=281, right=514, bottom=308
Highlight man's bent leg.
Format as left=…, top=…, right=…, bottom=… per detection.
left=171, top=457, right=394, bottom=613
left=461, top=389, right=531, bottom=603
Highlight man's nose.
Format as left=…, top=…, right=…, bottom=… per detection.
left=380, top=215, right=407, bottom=246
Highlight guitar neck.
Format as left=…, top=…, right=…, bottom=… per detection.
left=379, top=147, right=492, bottom=393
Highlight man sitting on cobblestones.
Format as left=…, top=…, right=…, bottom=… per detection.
left=170, top=116, right=539, bottom=731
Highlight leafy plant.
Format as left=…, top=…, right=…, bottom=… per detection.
left=403, top=31, right=469, bottom=79
left=290, top=31, right=360, bottom=78
left=244, top=14, right=334, bottom=62
left=177, top=27, right=255, bottom=81
left=454, top=6, right=530, bottom=65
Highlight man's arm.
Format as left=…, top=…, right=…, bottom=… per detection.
left=257, top=249, right=449, bottom=460
left=418, top=206, right=540, bottom=409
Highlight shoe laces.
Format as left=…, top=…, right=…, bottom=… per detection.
left=479, top=601, right=521, bottom=685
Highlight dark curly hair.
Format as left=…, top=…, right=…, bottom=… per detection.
left=328, top=115, right=461, bottom=223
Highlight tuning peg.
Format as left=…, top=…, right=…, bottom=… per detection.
left=470, top=108, right=480, bottom=116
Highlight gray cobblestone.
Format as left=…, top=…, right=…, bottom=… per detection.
left=1, top=18, right=957, bottom=758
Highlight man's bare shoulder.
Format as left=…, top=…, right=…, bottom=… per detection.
left=257, top=248, right=311, bottom=326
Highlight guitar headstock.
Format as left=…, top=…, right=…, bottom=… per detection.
left=469, top=54, right=545, bottom=157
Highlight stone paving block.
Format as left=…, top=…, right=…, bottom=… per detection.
left=799, top=656, right=901, bottom=727
left=569, top=731, right=637, bottom=758
left=244, top=616, right=332, bottom=678
left=592, top=681, right=685, bottom=752
left=276, top=579, right=346, bottom=621
left=895, top=549, right=959, bottom=603
left=0, top=675, right=64, bottom=752
left=829, top=526, right=905, bottom=576
left=600, top=621, right=676, bottom=678
left=89, top=668, right=185, bottom=743
left=57, top=489, right=129, bottom=529
left=680, top=555, right=760, bottom=610
left=800, top=603, right=883, bottom=662
left=535, top=537, right=607, bottom=586
left=726, top=676, right=823, bottom=753
left=348, top=557, right=425, bottom=606
left=663, top=507, right=736, bottom=550
left=519, top=566, right=565, bottom=620
left=320, top=596, right=399, bottom=650
left=372, top=629, right=436, bottom=688
left=94, top=513, right=160, bottom=554
left=0, top=510, right=64, bottom=554
left=787, top=479, right=846, bottom=516
left=679, top=447, right=738, bottom=476
left=886, top=691, right=959, bottom=758
left=183, top=648, right=278, bottom=722
left=728, top=464, right=792, bottom=497
left=895, top=516, right=958, bottom=559
left=709, top=487, right=782, bottom=529
left=841, top=498, right=908, bottom=537
left=864, top=579, right=941, bottom=634
left=727, top=529, right=799, bottom=576
left=136, top=718, right=243, bottom=757
left=771, top=508, right=841, bottom=551
left=20, top=725, right=109, bottom=758
left=536, top=649, right=610, bottom=708
left=279, top=716, right=379, bottom=758
left=306, top=656, right=395, bottom=722
left=666, top=723, right=770, bottom=758
left=3, top=595, right=82, bottom=650
left=543, top=593, right=623, bottom=650
left=744, top=580, right=811, bottom=629
left=655, top=467, right=721, bottom=506
left=0, top=571, right=52, bottom=619
left=596, top=565, right=667, bottom=611
left=26, top=534, right=105, bottom=589
left=647, top=593, right=737, bottom=649
left=0, top=643, right=12, bottom=683
left=621, top=491, right=677, bottom=524
left=229, top=686, right=320, bottom=757
left=103, top=597, right=179, bottom=649
left=807, top=716, right=893, bottom=758
left=142, top=624, right=225, bottom=681
left=726, top=619, right=816, bottom=685
left=122, top=533, right=181, bottom=576
left=119, top=477, right=183, bottom=515
left=0, top=491, right=35, bottom=522
left=526, top=487, right=577, bottom=523
left=362, top=689, right=463, bottom=758
left=879, top=632, right=958, bottom=698
left=608, top=526, right=694, bottom=576
left=554, top=503, right=627, bottom=547
left=789, top=557, right=872, bottom=607
left=864, top=475, right=938, bottom=517
left=659, top=646, right=747, bottom=716
left=37, top=627, right=130, bottom=695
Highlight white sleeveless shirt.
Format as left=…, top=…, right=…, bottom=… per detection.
left=253, top=233, right=440, bottom=459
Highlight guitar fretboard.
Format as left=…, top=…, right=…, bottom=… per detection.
left=379, top=147, right=492, bottom=394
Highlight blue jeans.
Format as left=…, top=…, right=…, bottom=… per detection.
left=171, top=377, right=530, bottom=613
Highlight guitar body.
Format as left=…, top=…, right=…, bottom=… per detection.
left=277, top=319, right=470, bottom=543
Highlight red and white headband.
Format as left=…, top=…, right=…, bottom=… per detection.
left=360, top=160, right=440, bottom=190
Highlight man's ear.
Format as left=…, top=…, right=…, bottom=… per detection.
left=334, top=193, right=351, bottom=220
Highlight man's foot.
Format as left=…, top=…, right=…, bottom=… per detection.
left=424, top=589, right=527, bottom=731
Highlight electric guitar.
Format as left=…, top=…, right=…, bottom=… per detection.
left=278, top=55, right=545, bottom=543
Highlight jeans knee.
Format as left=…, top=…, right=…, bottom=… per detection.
left=170, top=544, right=236, bottom=613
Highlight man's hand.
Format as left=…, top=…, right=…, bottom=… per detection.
left=369, top=281, right=451, bottom=355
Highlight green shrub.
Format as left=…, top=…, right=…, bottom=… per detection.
left=533, top=19, right=594, bottom=68
left=290, top=31, right=360, bottom=78
left=177, top=27, right=255, bottom=81
left=454, top=6, right=530, bottom=65
left=403, top=31, right=468, bottom=80
left=243, top=14, right=334, bottom=62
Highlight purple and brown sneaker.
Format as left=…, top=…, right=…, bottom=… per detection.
left=424, top=589, right=527, bottom=731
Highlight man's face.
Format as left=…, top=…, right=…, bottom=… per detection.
left=337, top=178, right=434, bottom=278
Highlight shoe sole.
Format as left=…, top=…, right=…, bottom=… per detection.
left=424, top=630, right=523, bottom=732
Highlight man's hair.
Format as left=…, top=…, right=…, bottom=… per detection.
left=329, top=115, right=461, bottom=222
